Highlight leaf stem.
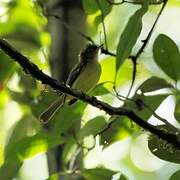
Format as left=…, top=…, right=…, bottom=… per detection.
left=96, top=0, right=109, bottom=50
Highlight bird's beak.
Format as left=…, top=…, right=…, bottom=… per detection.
left=97, top=44, right=103, bottom=53
left=98, top=44, right=103, bottom=49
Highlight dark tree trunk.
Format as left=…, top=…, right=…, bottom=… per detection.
left=45, top=0, right=86, bottom=175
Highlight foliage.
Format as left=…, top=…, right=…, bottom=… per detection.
left=0, top=0, right=180, bottom=179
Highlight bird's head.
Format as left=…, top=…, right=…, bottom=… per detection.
left=80, top=44, right=102, bottom=61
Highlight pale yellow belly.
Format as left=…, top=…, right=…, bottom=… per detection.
left=72, top=62, right=101, bottom=92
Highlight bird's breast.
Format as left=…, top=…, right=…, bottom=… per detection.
left=72, top=61, right=101, bottom=92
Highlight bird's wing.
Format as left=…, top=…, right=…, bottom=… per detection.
left=66, top=57, right=87, bottom=87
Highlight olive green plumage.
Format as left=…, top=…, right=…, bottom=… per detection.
left=40, top=44, right=102, bottom=123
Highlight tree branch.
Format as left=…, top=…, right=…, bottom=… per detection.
left=96, top=0, right=108, bottom=50
left=46, top=14, right=116, bottom=58
left=134, top=0, right=167, bottom=60
left=106, top=0, right=165, bottom=5
left=126, top=0, right=168, bottom=98
left=0, top=38, right=179, bottom=149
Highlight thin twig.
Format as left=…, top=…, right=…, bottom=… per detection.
left=101, top=48, right=116, bottom=56
left=47, top=14, right=94, bottom=43
left=106, top=0, right=165, bottom=5
left=134, top=0, right=168, bottom=59
left=46, top=14, right=116, bottom=57
left=126, top=0, right=168, bottom=99
left=126, top=57, right=137, bottom=98
left=96, top=0, right=109, bottom=50
left=68, top=147, right=81, bottom=171
left=141, top=101, right=177, bottom=130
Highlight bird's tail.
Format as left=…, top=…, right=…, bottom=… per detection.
left=39, top=95, right=65, bottom=124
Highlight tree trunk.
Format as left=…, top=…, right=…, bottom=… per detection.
left=46, top=0, right=86, bottom=175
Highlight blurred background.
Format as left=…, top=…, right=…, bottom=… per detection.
left=0, top=0, right=180, bottom=179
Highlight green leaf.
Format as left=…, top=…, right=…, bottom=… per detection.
left=125, top=94, right=168, bottom=120
left=47, top=173, right=84, bottom=180
left=124, top=0, right=163, bottom=4
left=169, top=170, right=180, bottom=180
left=4, top=23, right=41, bottom=50
left=148, top=125, right=180, bottom=164
left=89, top=83, right=109, bottom=96
left=78, top=116, right=107, bottom=139
left=82, top=0, right=113, bottom=16
left=153, top=34, right=180, bottom=81
left=116, top=2, right=148, bottom=71
left=0, top=163, right=22, bottom=180
left=5, top=116, right=34, bottom=157
left=100, top=116, right=136, bottom=146
left=82, top=0, right=114, bottom=27
left=52, top=102, right=87, bottom=135
left=0, top=130, right=64, bottom=180
left=5, top=132, right=65, bottom=163
left=0, top=53, right=16, bottom=83
left=0, top=116, right=33, bottom=180
left=8, top=73, right=38, bottom=105
left=138, top=76, right=173, bottom=93
left=30, top=91, right=58, bottom=118
left=119, top=174, right=128, bottom=180
left=174, top=96, right=180, bottom=123
left=8, top=89, right=31, bottom=104
left=47, top=173, right=60, bottom=180
left=19, top=72, right=37, bottom=93
left=82, top=167, right=116, bottom=180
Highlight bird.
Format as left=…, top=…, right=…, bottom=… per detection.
left=39, top=43, right=102, bottom=123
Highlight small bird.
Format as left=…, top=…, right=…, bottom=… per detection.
left=39, top=44, right=102, bottom=123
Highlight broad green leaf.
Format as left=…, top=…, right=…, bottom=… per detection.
left=5, top=116, right=34, bottom=156
left=113, top=172, right=129, bottom=180
left=19, top=72, right=37, bottom=93
left=120, top=174, right=129, bottom=180
left=125, top=94, right=169, bottom=120
left=48, top=173, right=84, bottom=180
left=0, top=163, right=22, bottom=180
left=8, top=89, right=31, bottom=104
left=0, top=53, right=16, bottom=83
left=0, top=89, right=9, bottom=107
left=116, top=2, right=149, bottom=71
left=3, top=23, right=41, bottom=50
left=123, top=0, right=163, bottom=4
left=169, top=170, right=180, bottom=180
left=30, top=91, right=58, bottom=118
left=138, top=76, right=172, bottom=93
left=0, top=132, right=64, bottom=180
left=78, top=116, right=107, bottom=139
left=82, top=0, right=99, bottom=14
left=82, top=0, right=114, bottom=27
left=100, top=116, right=137, bottom=146
left=48, top=169, right=120, bottom=180
left=89, top=83, right=109, bottom=96
left=52, top=102, right=87, bottom=135
left=82, top=0, right=113, bottom=16
left=148, top=125, right=180, bottom=164
left=5, top=132, right=65, bottom=163
left=47, top=173, right=59, bottom=180
left=8, top=73, right=38, bottom=105
left=0, top=116, right=33, bottom=180
left=32, top=91, right=86, bottom=135
left=174, top=96, right=180, bottom=123
left=137, top=94, right=168, bottom=120
left=82, top=167, right=116, bottom=180
left=153, top=34, right=180, bottom=81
